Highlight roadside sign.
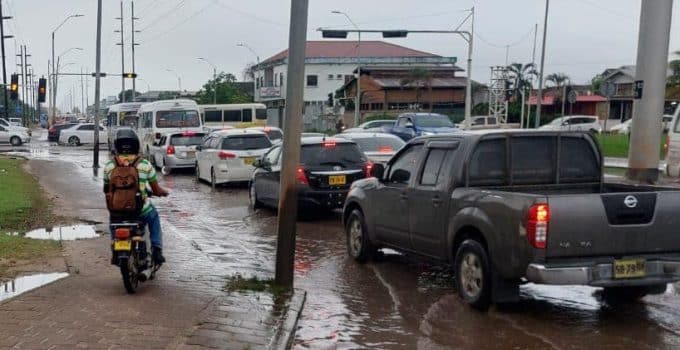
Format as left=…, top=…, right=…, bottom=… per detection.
left=567, top=90, right=577, bottom=104
left=634, top=80, right=644, bottom=99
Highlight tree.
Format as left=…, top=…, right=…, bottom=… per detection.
left=506, top=62, right=537, bottom=99
left=118, top=89, right=142, bottom=102
left=195, top=72, right=252, bottom=104
left=545, top=73, right=570, bottom=87
left=400, top=67, right=433, bottom=111
left=591, top=73, right=605, bottom=93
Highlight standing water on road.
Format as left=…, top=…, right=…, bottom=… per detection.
left=23, top=225, right=98, bottom=241
left=0, top=273, right=68, bottom=302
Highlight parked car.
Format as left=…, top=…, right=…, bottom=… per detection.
left=48, top=122, right=79, bottom=142
left=150, top=131, right=206, bottom=175
left=0, top=124, right=30, bottom=146
left=195, top=129, right=272, bottom=187
left=386, top=113, right=459, bottom=141
left=610, top=119, right=632, bottom=134
left=539, top=115, right=602, bottom=133
left=0, top=118, right=30, bottom=137
left=250, top=136, right=371, bottom=212
left=246, top=126, right=283, bottom=143
left=8, top=117, right=22, bottom=126
left=344, top=129, right=680, bottom=310
left=342, top=119, right=396, bottom=134
left=58, top=123, right=107, bottom=146
left=335, top=132, right=405, bottom=163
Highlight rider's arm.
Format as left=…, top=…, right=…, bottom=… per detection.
left=150, top=181, right=169, bottom=197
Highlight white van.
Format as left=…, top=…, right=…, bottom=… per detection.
left=199, top=103, right=267, bottom=129
left=106, top=102, right=143, bottom=146
left=137, top=99, right=203, bottom=156
left=665, top=105, right=680, bottom=176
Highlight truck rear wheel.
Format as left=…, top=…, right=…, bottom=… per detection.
left=345, top=209, right=376, bottom=263
left=454, top=239, right=492, bottom=310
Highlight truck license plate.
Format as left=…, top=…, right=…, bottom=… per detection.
left=114, top=240, right=132, bottom=251
left=328, top=175, right=346, bottom=185
left=613, top=259, right=646, bottom=279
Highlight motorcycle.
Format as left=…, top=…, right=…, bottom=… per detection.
left=111, top=221, right=160, bottom=294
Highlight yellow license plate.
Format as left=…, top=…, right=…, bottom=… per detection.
left=328, top=175, right=346, bottom=185
left=114, top=240, right=132, bottom=251
left=613, top=259, right=646, bottom=279
left=243, top=157, right=255, bottom=166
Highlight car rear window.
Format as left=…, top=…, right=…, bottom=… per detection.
left=352, top=137, right=404, bottom=153
left=171, top=133, right=206, bottom=146
left=511, top=136, right=556, bottom=184
left=559, top=136, right=599, bottom=183
left=265, top=130, right=282, bottom=141
left=301, top=143, right=366, bottom=167
left=221, top=135, right=272, bottom=150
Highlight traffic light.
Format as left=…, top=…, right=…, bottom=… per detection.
left=9, top=74, right=18, bottom=100
left=123, top=73, right=137, bottom=78
left=38, top=78, right=46, bottom=103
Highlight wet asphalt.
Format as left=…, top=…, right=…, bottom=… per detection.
left=4, top=132, right=680, bottom=350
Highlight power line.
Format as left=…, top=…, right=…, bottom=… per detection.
left=139, top=0, right=186, bottom=31
left=475, top=26, right=535, bottom=49
left=214, top=0, right=286, bottom=27
left=144, top=1, right=214, bottom=44
left=573, top=0, right=633, bottom=19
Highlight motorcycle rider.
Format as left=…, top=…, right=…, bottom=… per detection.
left=104, top=128, right=169, bottom=265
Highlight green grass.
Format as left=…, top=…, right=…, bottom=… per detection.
left=595, top=133, right=667, bottom=159
left=604, top=167, right=627, bottom=177
left=0, top=157, right=61, bottom=276
left=226, top=275, right=290, bottom=295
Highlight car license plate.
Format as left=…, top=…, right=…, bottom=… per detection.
left=114, top=240, right=132, bottom=251
left=613, top=259, right=646, bottom=279
left=328, top=175, right=346, bottom=185
left=185, top=151, right=195, bottom=158
left=243, top=157, right=255, bottom=166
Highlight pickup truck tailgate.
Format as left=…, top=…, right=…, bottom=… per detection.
left=546, top=191, right=680, bottom=258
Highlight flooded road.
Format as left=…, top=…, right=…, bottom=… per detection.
left=15, top=132, right=680, bottom=349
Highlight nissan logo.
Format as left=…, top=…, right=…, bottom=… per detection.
left=333, top=166, right=342, bottom=171
left=624, top=195, right=638, bottom=208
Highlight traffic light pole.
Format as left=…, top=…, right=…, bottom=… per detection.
left=0, top=1, right=9, bottom=121
left=93, top=0, right=103, bottom=171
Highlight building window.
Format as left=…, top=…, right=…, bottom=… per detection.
left=336, top=74, right=343, bottom=80
left=360, top=103, right=370, bottom=111
left=328, top=74, right=334, bottom=80
left=280, top=73, right=284, bottom=86
left=306, top=75, right=318, bottom=87
left=256, top=77, right=260, bottom=89
left=344, top=75, right=353, bottom=83
left=370, top=103, right=384, bottom=110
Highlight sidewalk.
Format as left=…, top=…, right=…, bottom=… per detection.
left=0, top=158, right=304, bottom=349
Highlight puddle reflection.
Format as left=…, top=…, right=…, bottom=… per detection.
left=0, top=273, right=68, bottom=302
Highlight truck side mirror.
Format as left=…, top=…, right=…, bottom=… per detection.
left=370, top=163, right=385, bottom=179
left=391, top=169, right=410, bottom=183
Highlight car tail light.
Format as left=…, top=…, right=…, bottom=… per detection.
left=527, top=204, right=549, bottom=249
left=49, top=127, right=55, bottom=132
left=323, top=141, right=336, bottom=148
left=378, top=146, right=393, bottom=153
left=664, top=135, right=670, bottom=156
left=114, top=228, right=130, bottom=240
left=364, top=161, right=374, bottom=177
left=296, top=166, right=309, bottom=185
left=166, top=145, right=175, bottom=155
left=218, top=151, right=236, bottom=160
left=182, top=131, right=195, bottom=136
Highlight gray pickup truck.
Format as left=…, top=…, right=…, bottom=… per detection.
left=343, top=130, right=680, bottom=309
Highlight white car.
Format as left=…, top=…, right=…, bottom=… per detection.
left=335, top=132, right=405, bottom=163
left=0, top=118, right=31, bottom=136
left=0, top=124, right=30, bottom=146
left=539, top=115, right=602, bottom=133
left=59, top=123, right=107, bottom=146
left=8, top=118, right=22, bottom=126
left=195, top=129, right=273, bottom=187
left=342, top=119, right=395, bottom=134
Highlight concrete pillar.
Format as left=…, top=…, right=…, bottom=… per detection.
left=627, top=0, right=674, bottom=182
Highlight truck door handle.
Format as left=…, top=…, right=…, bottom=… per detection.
left=432, top=197, right=443, bottom=205
left=399, top=193, right=408, bottom=200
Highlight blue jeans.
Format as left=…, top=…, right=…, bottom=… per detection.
left=110, top=207, right=163, bottom=248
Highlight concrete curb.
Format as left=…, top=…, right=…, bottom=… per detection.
left=271, top=288, right=307, bottom=350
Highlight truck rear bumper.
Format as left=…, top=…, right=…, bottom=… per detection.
left=526, top=260, right=680, bottom=287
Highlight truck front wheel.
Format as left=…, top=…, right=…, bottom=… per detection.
left=345, top=209, right=376, bottom=263
left=454, top=239, right=492, bottom=310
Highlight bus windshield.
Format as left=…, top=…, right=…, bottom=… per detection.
left=156, top=110, right=200, bottom=128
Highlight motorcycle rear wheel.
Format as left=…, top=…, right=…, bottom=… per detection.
left=120, top=256, right=139, bottom=294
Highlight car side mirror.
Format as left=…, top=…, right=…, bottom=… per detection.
left=562, top=122, right=569, bottom=126
left=391, top=169, right=410, bottom=183
left=370, top=163, right=385, bottom=179
left=253, top=159, right=263, bottom=168
left=405, top=122, right=414, bottom=129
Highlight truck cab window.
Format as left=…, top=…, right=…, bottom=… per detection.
left=468, top=138, right=507, bottom=186
left=388, top=144, right=423, bottom=184
left=420, top=149, right=448, bottom=186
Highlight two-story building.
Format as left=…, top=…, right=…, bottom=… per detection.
left=250, top=40, right=457, bottom=128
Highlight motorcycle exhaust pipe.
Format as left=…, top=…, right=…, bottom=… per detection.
left=138, top=269, right=152, bottom=282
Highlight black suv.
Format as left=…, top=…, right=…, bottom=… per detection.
left=250, top=137, right=371, bottom=211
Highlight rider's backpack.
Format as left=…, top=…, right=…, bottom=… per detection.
left=106, top=156, right=143, bottom=216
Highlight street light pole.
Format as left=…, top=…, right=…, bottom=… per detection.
left=93, top=0, right=103, bottom=171
left=0, top=1, right=11, bottom=121
left=165, top=69, right=181, bottom=94
left=51, top=14, right=83, bottom=127
left=237, top=42, right=260, bottom=63
left=198, top=57, right=218, bottom=104
left=535, top=0, right=549, bottom=128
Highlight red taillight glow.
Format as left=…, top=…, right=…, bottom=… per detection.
left=182, top=131, right=196, bottom=136
left=378, top=146, right=393, bottom=153
left=364, top=161, right=374, bottom=177
left=49, top=127, right=56, bottom=132
left=166, top=145, right=175, bottom=155
left=296, top=166, right=309, bottom=185
left=114, top=228, right=130, bottom=240
left=527, top=204, right=549, bottom=249
left=218, top=151, right=236, bottom=160
left=323, top=141, right=336, bottom=148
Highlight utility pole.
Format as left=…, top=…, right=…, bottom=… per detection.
left=85, top=67, right=89, bottom=117
left=116, top=1, right=125, bottom=103
left=29, top=68, right=34, bottom=121
left=464, top=6, right=474, bottom=128
left=275, top=0, right=309, bottom=289
left=535, top=0, right=549, bottom=128
left=0, top=1, right=11, bottom=121
left=93, top=0, right=103, bottom=171
left=16, top=45, right=24, bottom=124
left=131, top=0, right=139, bottom=102
left=627, top=0, right=674, bottom=183
left=80, top=67, right=85, bottom=116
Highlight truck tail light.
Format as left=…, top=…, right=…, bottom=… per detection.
left=218, top=151, right=236, bottom=160
left=296, top=166, right=309, bottom=185
left=527, top=204, right=549, bottom=249
left=166, top=145, right=175, bottom=155
left=364, top=161, right=374, bottom=178
left=664, top=135, right=670, bottom=156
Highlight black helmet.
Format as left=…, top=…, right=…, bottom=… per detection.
left=114, top=128, right=140, bottom=155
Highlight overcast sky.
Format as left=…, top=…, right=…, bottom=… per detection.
left=5, top=0, right=680, bottom=109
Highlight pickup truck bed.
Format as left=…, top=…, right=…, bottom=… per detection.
left=344, top=130, right=680, bottom=309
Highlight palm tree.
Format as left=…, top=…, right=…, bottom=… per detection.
left=400, top=67, right=433, bottom=111
left=545, top=73, right=570, bottom=87
left=506, top=62, right=537, bottom=98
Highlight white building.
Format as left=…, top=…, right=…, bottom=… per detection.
left=251, top=41, right=457, bottom=128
